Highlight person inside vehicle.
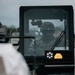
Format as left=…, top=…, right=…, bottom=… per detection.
left=40, top=22, right=55, bottom=45
left=27, top=22, right=55, bottom=56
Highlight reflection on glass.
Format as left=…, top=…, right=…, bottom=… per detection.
left=24, top=19, right=69, bottom=56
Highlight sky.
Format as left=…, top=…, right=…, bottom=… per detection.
left=0, top=0, right=75, bottom=30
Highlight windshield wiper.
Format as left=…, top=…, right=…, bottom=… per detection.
left=50, top=31, right=65, bottom=50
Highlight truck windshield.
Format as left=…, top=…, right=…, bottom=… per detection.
left=24, top=9, right=69, bottom=56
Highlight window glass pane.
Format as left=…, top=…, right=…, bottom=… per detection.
left=24, top=9, right=69, bottom=56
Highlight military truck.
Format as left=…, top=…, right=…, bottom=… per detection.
left=18, top=6, right=74, bottom=75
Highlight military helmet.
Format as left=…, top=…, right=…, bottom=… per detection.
left=40, top=22, right=55, bottom=32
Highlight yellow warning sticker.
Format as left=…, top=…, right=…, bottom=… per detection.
left=54, top=53, right=63, bottom=59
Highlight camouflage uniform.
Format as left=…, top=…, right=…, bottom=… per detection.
left=26, top=22, right=55, bottom=56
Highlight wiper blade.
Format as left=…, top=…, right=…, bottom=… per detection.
left=50, top=31, right=65, bottom=50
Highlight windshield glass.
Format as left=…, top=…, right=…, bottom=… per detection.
left=24, top=9, right=69, bottom=56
